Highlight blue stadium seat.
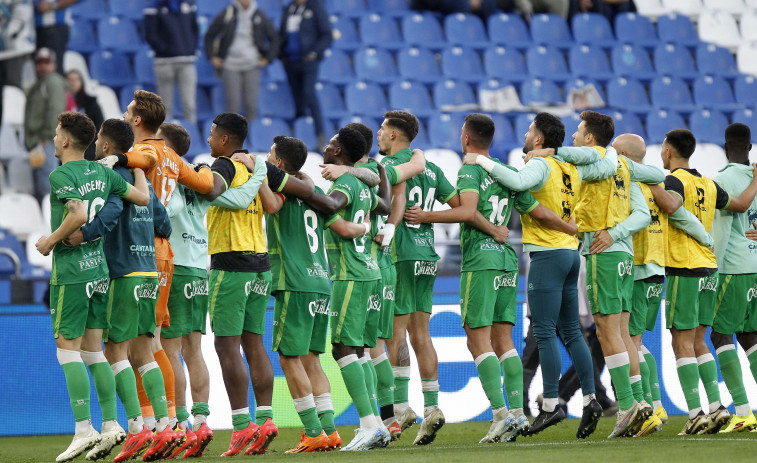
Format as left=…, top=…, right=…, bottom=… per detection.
left=294, top=117, right=320, bottom=151
left=571, top=13, right=615, bottom=48
left=734, top=75, right=757, bottom=108
left=606, top=77, right=650, bottom=114
left=0, top=228, right=27, bottom=276
left=318, top=49, right=355, bottom=86
left=650, top=76, right=696, bottom=113
left=197, top=55, right=220, bottom=87
left=696, top=44, right=740, bottom=78
left=70, top=0, right=107, bottom=20
left=201, top=119, right=214, bottom=142
left=249, top=118, right=292, bottom=152
left=389, top=81, right=434, bottom=118
left=327, top=0, right=367, bottom=18
left=606, top=110, right=645, bottom=139
left=520, top=78, right=562, bottom=106
left=645, top=109, right=686, bottom=143
left=397, top=47, right=443, bottom=84
left=483, top=46, right=528, bottom=83
left=165, top=119, right=204, bottom=156
left=444, top=13, right=489, bottom=49
left=330, top=15, right=360, bottom=52
left=369, top=0, right=410, bottom=17
left=560, top=113, right=583, bottom=144
left=133, top=47, right=155, bottom=86
left=441, top=46, right=484, bottom=84
left=359, top=13, right=403, bottom=50
left=197, top=0, right=224, bottom=17
left=110, top=0, right=145, bottom=20
left=657, top=13, right=699, bottom=47
left=354, top=47, right=398, bottom=85
left=489, top=113, right=519, bottom=155
left=693, top=75, right=743, bottom=113
left=487, top=13, right=531, bottom=49
left=565, top=77, right=606, bottom=108
left=689, top=109, right=728, bottom=144
left=568, top=44, right=614, bottom=82
left=338, top=115, right=381, bottom=135
left=97, top=16, right=142, bottom=53
left=530, top=14, right=573, bottom=50
left=412, top=122, right=431, bottom=150
left=68, top=20, right=99, bottom=54
left=119, top=84, right=142, bottom=112
left=432, top=80, right=476, bottom=112
left=258, top=82, right=296, bottom=120
left=731, top=109, right=757, bottom=142
left=653, top=42, right=698, bottom=81
left=194, top=88, right=214, bottom=123
left=262, top=60, right=287, bottom=83
left=401, top=12, right=446, bottom=50
left=89, top=50, right=135, bottom=89
left=316, top=82, right=348, bottom=120
left=514, top=113, right=537, bottom=143
left=614, top=13, right=658, bottom=49
left=209, top=84, right=225, bottom=113
left=611, top=44, right=656, bottom=82
left=478, top=77, right=517, bottom=111
left=345, top=81, right=389, bottom=117
left=526, top=45, right=569, bottom=83
left=428, top=113, right=466, bottom=150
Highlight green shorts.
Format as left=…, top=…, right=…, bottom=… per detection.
left=586, top=252, right=634, bottom=316
left=631, top=277, right=664, bottom=335
left=460, top=270, right=518, bottom=329
left=272, top=291, right=330, bottom=356
left=50, top=277, right=110, bottom=339
left=394, top=260, right=436, bottom=315
left=378, top=265, right=396, bottom=339
left=163, top=268, right=209, bottom=339
left=330, top=279, right=381, bottom=348
left=208, top=269, right=271, bottom=337
left=104, top=276, right=159, bottom=343
left=665, top=273, right=719, bottom=330
left=713, top=274, right=757, bottom=335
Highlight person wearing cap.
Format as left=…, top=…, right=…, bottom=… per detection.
left=24, top=46, right=66, bottom=200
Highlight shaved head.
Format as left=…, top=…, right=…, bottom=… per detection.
left=612, top=133, right=646, bottom=163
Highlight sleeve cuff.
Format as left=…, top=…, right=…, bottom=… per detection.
left=475, top=156, right=496, bottom=173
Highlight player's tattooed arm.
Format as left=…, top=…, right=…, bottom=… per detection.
left=123, top=168, right=150, bottom=206
left=321, top=164, right=380, bottom=187
left=258, top=182, right=284, bottom=214
left=36, top=200, right=87, bottom=256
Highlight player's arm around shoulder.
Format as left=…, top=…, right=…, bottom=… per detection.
left=125, top=144, right=158, bottom=170
left=177, top=151, right=214, bottom=194
left=723, top=163, right=757, bottom=213
left=258, top=182, right=285, bottom=214
left=36, top=200, right=88, bottom=256
left=120, top=167, right=150, bottom=206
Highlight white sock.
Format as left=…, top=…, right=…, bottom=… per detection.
left=689, top=407, right=702, bottom=419
left=542, top=398, right=558, bottom=413
left=156, top=417, right=169, bottom=432
left=169, top=416, right=178, bottom=429
left=583, top=393, right=596, bottom=407
left=359, top=415, right=378, bottom=429
left=75, top=419, right=91, bottom=435
left=128, top=416, right=144, bottom=434
left=293, top=394, right=316, bottom=413
left=144, top=416, right=156, bottom=431
left=193, top=414, right=207, bottom=429
left=102, top=419, right=119, bottom=432
left=394, top=402, right=409, bottom=415
left=314, top=393, right=334, bottom=413
left=424, top=406, right=438, bottom=416
left=653, top=400, right=663, bottom=410
left=709, top=401, right=721, bottom=413
left=736, top=404, right=751, bottom=415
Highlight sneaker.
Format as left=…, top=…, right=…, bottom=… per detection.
left=698, top=405, right=730, bottom=434
left=168, top=425, right=197, bottom=459
left=719, top=412, right=757, bottom=433
left=654, top=406, right=668, bottom=424
left=57, top=424, right=101, bottom=462
left=243, top=418, right=278, bottom=455
left=576, top=399, right=603, bottom=439
left=285, top=431, right=330, bottom=453
left=479, top=409, right=516, bottom=443
left=625, top=401, right=653, bottom=437
left=377, top=423, right=392, bottom=448
left=143, top=425, right=178, bottom=461
left=114, top=427, right=153, bottom=462
left=678, top=411, right=709, bottom=436
left=522, top=407, right=566, bottom=437
left=326, top=430, right=342, bottom=450
left=341, top=427, right=385, bottom=451
left=183, top=422, right=213, bottom=458
left=413, top=408, right=445, bottom=445
left=608, top=402, right=641, bottom=438
left=635, top=414, right=663, bottom=437
left=220, top=422, right=258, bottom=457
left=387, top=421, right=402, bottom=441
left=396, top=407, right=418, bottom=431
left=502, top=414, right=530, bottom=443
left=86, top=422, right=126, bottom=461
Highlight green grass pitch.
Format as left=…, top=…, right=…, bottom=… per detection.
left=2, top=417, right=755, bottom=463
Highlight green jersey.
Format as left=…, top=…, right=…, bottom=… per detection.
left=325, top=173, right=381, bottom=281
left=713, top=163, right=757, bottom=274
left=382, top=148, right=457, bottom=262
left=457, top=161, right=538, bottom=272
left=49, top=160, right=130, bottom=285
left=362, top=159, right=393, bottom=269
left=267, top=186, right=332, bottom=294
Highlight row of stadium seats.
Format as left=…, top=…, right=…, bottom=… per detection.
left=637, top=0, right=757, bottom=18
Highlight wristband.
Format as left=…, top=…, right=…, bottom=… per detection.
left=362, top=222, right=371, bottom=236
left=379, top=223, right=395, bottom=247
left=475, top=155, right=496, bottom=173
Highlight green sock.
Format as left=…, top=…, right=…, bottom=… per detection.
left=748, top=347, right=757, bottom=383
left=630, top=376, right=644, bottom=403
left=643, top=350, right=662, bottom=403
left=315, top=393, right=336, bottom=435
left=717, top=346, right=749, bottom=407
left=255, top=406, right=273, bottom=425
left=499, top=351, right=523, bottom=409
left=677, top=358, right=702, bottom=414
left=59, top=354, right=91, bottom=422
left=339, top=356, right=373, bottom=418
left=393, top=366, right=410, bottom=405
left=293, top=394, right=322, bottom=438
left=232, top=408, right=252, bottom=431
left=421, top=379, right=439, bottom=408
left=697, top=353, right=721, bottom=406
left=361, top=358, right=380, bottom=416
left=374, top=357, right=395, bottom=408
left=85, top=358, right=118, bottom=422
left=606, top=353, right=634, bottom=410
left=476, top=354, right=506, bottom=410
left=177, top=406, right=190, bottom=424
left=191, top=402, right=210, bottom=417
left=140, top=363, right=169, bottom=419
left=113, top=363, right=141, bottom=419
left=639, top=356, right=653, bottom=405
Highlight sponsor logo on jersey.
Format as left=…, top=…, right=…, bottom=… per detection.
left=383, top=284, right=395, bottom=301
left=480, top=242, right=504, bottom=251
left=181, top=233, right=208, bottom=246
left=308, top=298, right=329, bottom=317
left=699, top=275, right=718, bottom=292
left=134, top=282, right=159, bottom=301
left=158, top=272, right=169, bottom=286
left=366, top=257, right=379, bottom=270
left=184, top=279, right=208, bottom=299
left=423, top=167, right=437, bottom=180
left=78, top=251, right=104, bottom=271
left=414, top=261, right=437, bottom=276
left=646, top=283, right=663, bottom=299
left=307, top=264, right=329, bottom=278
left=617, top=260, right=633, bottom=277
left=55, top=185, right=75, bottom=195
left=359, top=189, right=371, bottom=201
left=134, top=205, right=149, bottom=215
left=493, top=273, right=517, bottom=290
left=129, top=244, right=155, bottom=256
left=245, top=278, right=270, bottom=296
left=77, top=179, right=107, bottom=196
left=367, top=294, right=381, bottom=312
left=747, top=282, right=757, bottom=302
left=85, top=277, right=110, bottom=298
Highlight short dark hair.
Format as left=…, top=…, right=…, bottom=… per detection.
left=58, top=111, right=95, bottom=151
left=337, top=126, right=366, bottom=163
left=384, top=110, right=419, bottom=142
left=273, top=135, right=308, bottom=172
left=345, top=122, right=373, bottom=156
left=533, top=112, right=565, bottom=150
left=724, top=122, right=751, bottom=152
left=100, top=119, right=134, bottom=154
left=213, top=113, right=248, bottom=145
left=464, top=113, right=495, bottom=148
left=580, top=110, right=614, bottom=147
left=159, top=122, right=191, bottom=157
left=665, top=128, right=696, bottom=159
left=132, top=90, right=166, bottom=132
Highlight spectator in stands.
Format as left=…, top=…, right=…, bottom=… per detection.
left=33, top=0, right=79, bottom=73
left=145, top=0, right=199, bottom=123
left=1, top=0, right=36, bottom=125
left=569, top=0, right=634, bottom=24
left=65, top=69, right=103, bottom=160
left=497, top=0, right=569, bottom=20
left=204, top=0, right=279, bottom=124
left=24, top=47, right=66, bottom=200
left=279, top=0, right=330, bottom=148
left=411, top=0, right=498, bottom=22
